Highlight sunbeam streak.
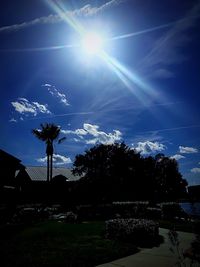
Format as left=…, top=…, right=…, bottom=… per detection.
left=100, top=51, right=159, bottom=105
left=110, top=22, right=174, bottom=41
left=19, top=0, right=166, bottom=110
left=109, top=15, right=200, bottom=41
left=45, top=0, right=85, bottom=36
left=0, top=44, right=79, bottom=53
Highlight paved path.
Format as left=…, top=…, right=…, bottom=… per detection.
left=97, top=228, right=199, bottom=267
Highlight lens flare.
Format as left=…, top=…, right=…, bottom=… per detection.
left=81, top=32, right=104, bottom=55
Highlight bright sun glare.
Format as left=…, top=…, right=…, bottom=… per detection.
left=81, top=32, right=104, bottom=55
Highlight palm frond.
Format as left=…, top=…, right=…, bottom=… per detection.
left=58, top=137, right=66, bottom=144
left=32, top=123, right=61, bottom=142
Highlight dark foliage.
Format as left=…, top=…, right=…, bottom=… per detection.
left=73, top=143, right=188, bottom=203
left=32, top=123, right=66, bottom=182
left=105, top=218, right=163, bottom=248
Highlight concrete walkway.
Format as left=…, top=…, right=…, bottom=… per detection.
left=97, top=228, right=199, bottom=267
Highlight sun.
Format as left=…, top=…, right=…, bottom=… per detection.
left=81, top=32, right=104, bottom=55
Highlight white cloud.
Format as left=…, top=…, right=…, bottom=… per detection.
left=75, top=128, right=88, bottom=136
left=0, top=0, right=124, bottom=33
left=179, top=146, right=198, bottom=154
left=11, top=98, right=51, bottom=116
left=191, top=168, right=200, bottom=173
left=79, top=0, right=124, bottom=16
left=32, top=102, right=51, bottom=113
left=62, top=123, right=122, bottom=145
left=61, top=128, right=87, bottom=138
left=9, top=118, right=17, bottom=123
left=170, top=154, right=185, bottom=160
left=43, top=84, right=69, bottom=106
left=37, top=154, right=72, bottom=165
left=135, top=141, right=166, bottom=155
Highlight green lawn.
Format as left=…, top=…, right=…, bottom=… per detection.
left=0, top=221, right=138, bottom=267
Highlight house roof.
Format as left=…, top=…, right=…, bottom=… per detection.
left=0, top=149, right=21, bottom=163
left=0, top=149, right=24, bottom=172
left=24, top=166, right=80, bottom=181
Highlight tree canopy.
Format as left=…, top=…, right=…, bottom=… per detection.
left=73, top=143, right=188, bottom=203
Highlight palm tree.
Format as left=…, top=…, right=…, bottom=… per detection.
left=32, top=123, right=66, bottom=182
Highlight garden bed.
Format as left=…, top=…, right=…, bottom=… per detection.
left=105, top=218, right=163, bottom=247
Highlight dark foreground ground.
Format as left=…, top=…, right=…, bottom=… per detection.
left=0, top=218, right=198, bottom=267
left=0, top=221, right=139, bottom=267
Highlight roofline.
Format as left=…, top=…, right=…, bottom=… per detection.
left=0, top=149, right=22, bottom=163
left=25, top=166, right=73, bottom=169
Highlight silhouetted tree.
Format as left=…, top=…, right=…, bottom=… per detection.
left=73, top=143, right=188, bottom=202
left=73, top=143, right=141, bottom=202
left=32, top=123, right=66, bottom=182
left=153, top=155, right=188, bottom=201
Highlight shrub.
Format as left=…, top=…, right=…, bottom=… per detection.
left=65, top=211, right=78, bottom=223
left=12, top=208, right=40, bottom=224
left=160, top=203, right=188, bottom=220
left=146, top=207, right=162, bottom=219
left=105, top=218, right=159, bottom=243
left=112, top=201, right=149, bottom=218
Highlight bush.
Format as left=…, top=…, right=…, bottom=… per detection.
left=75, top=202, right=150, bottom=221
left=160, top=203, right=188, bottom=220
left=65, top=211, right=78, bottom=223
left=112, top=201, right=149, bottom=218
left=105, top=218, right=159, bottom=243
left=12, top=208, right=40, bottom=224
left=146, top=207, right=162, bottom=219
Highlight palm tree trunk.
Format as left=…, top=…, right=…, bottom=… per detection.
left=47, top=154, right=50, bottom=182
left=50, top=154, right=53, bottom=182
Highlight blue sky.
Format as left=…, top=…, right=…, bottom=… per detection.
left=0, top=0, right=200, bottom=185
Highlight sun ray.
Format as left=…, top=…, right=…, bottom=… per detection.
left=100, top=51, right=159, bottom=105
left=109, top=22, right=174, bottom=41
left=0, top=44, right=79, bottom=53
left=109, top=15, right=200, bottom=41
left=45, top=0, right=86, bottom=36
left=43, top=0, right=166, bottom=110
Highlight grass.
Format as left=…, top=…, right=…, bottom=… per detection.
left=0, top=221, right=138, bottom=267
left=0, top=218, right=196, bottom=267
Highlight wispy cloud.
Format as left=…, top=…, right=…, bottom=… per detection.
left=0, top=0, right=124, bottom=33
left=37, top=154, right=72, bottom=165
left=140, top=1, right=200, bottom=78
left=179, top=146, right=198, bottom=154
left=151, top=68, right=175, bottom=79
left=11, top=98, right=51, bottom=117
left=141, top=124, right=200, bottom=134
left=134, top=141, right=166, bottom=155
left=191, top=168, right=200, bottom=173
left=170, top=154, right=185, bottom=160
left=42, top=84, right=69, bottom=106
left=62, top=123, right=122, bottom=145
left=9, top=118, right=17, bottom=123
left=62, top=128, right=87, bottom=138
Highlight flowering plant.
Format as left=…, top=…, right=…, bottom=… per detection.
left=105, top=218, right=159, bottom=241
